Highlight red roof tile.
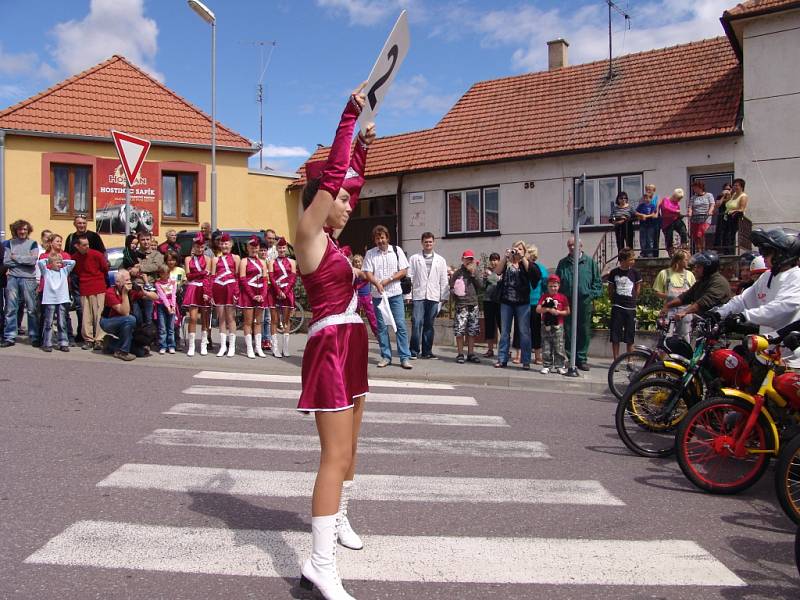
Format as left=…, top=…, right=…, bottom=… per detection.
left=0, top=55, right=254, bottom=151
left=295, top=37, right=742, bottom=184
left=724, top=0, right=800, bottom=18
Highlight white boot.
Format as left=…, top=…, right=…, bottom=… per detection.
left=227, top=333, right=236, bottom=357
left=300, top=513, right=356, bottom=600
left=199, top=333, right=208, bottom=356
left=282, top=332, right=291, bottom=357
left=245, top=334, right=255, bottom=359
left=272, top=332, right=283, bottom=358
left=216, top=332, right=228, bottom=357
left=187, top=332, right=196, bottom=357
left=337, top=480, right=363, bottom=550
left=254, top=333, right=267, bottom=357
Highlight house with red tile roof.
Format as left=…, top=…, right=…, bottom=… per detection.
left=295, top=1, right=800, bottom=270
left=0, top=55, right=299, bottom=246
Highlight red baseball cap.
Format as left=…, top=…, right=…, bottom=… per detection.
left=547, top=274, right=561, bottom=283
left=462, top=249, right=475, bottom=259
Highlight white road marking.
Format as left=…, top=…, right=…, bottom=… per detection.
left=140, top=429, right=550, bottom=458
left=182, top=384, right=477, bottom=406
left=165, top=402, right=508, bottom=428
left=193, top=370, right=456, bottom=389
left=25, top=520, right=745, bottom=586
left=98, top=464, right=623, bottom=505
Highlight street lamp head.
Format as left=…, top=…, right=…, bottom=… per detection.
left=188, top=0, right=215, bottom=23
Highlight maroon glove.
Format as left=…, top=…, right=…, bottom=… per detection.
left=319, top=95, right=361, bottom=199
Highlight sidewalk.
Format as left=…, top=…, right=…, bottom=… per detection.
left=1, top=333, right=613, bottom=394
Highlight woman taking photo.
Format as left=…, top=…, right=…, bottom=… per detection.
left=295, top=83, right=375, bottom=600
left=494, top=240, right=541, bottom=369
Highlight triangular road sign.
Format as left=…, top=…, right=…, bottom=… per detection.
left=111, top=130, right=151, bottom=187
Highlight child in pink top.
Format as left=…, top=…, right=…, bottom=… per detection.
left=155, top=264, right=178, bottom=353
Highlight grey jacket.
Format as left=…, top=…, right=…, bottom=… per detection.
left=2, top=238, right=39, bottom=279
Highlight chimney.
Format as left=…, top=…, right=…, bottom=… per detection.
left=547, top=38, right=569, bottom=70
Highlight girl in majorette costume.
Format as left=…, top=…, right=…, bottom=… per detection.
left=211, top=233, right=240, bottom=357
left=238, top=236, right=269, bottom=359
left=268, top=237, right=297, bottom=357
left=351, top=254, right=378, bottom=336
left=183, top=233, right=211, bottom=356
left=258, top=241, right=273, bottom=351
left=294, top=83, right=375, bottom=600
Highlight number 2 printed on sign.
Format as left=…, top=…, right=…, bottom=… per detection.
left=367, top=45, right=398, bottom=111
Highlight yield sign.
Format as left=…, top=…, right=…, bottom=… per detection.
left=111, top=130, right=151, bottom=187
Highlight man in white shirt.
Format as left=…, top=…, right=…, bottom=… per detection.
left=408, top=232, right=448, bottom=359
left=363, top=225, right=412, bottom=369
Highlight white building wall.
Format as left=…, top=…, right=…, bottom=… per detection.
left=737, top=9, right=800, bottom=227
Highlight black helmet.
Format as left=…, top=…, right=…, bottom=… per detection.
left=739, top=250, right=759, bottom=265
left=750, top=227, right=800, bottom=274
left=690, top=250, right=720, bottom=277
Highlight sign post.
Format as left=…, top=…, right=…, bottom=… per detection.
left=357, top=10, right=410, bottom=134
left=111, top=130, right=151, bottom=235
left=566, top=173, right=586, bottom=378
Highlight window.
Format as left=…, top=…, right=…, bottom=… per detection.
left=51, top=164, right=92, bottom=218
left=446, top=186, right=500, bottom=236
left=162, top=172, right=198, bottom=221
left=574, top=173, right=642, bottom=226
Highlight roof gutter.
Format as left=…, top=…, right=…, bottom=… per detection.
left=0, top=128, right=258, bottom=155
left=721, top=2, right=800, bottom=62
left=0, top=130, right=5, bottom=241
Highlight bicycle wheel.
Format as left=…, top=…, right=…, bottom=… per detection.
left=608, top=350, right=651, bottom=400
left=616, top=377, right=687, bottom=457
left=289, top=301, right=305, bottom=334
left=775, top=432, right=800, bottom=525
left=676, top=396, right=775, bottom=494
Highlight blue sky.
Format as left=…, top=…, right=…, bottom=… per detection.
left=0, top=0, right=734, bottom=172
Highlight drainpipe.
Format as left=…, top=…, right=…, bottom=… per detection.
left=395, top=173, right=404, bottom=245
left=0, top=131, right=5, bottom=242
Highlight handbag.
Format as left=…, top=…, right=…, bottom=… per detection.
left=391, top=245, right=412, bottom=295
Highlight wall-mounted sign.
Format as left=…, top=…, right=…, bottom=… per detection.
left=409, top=191, right=425, bottom=204
left=95, top=158, right=159, bottom=235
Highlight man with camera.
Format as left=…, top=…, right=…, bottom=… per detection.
left=100, top=269, right=138, bottom=361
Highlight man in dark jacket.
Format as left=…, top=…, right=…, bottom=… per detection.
left=660, top=251, right=732, bottom=320
left=555, top=237, right=603, bottom=370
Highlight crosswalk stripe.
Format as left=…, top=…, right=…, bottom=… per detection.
left=183, top=384, right=478, bottom=406
left=193, top=370, right=456, bottom=390
left=25, top=520, right=745, bottom=586
left=165, top=402, right=508, bottom=427
left=141, top=429, right=550, bottom=458
left=97, top=464, right=623, bottom=505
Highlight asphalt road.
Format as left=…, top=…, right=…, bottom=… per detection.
left=1, top=353, right=798, bottom=599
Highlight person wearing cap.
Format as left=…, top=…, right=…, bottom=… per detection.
left=536, top=273, right=570, bottom=374
left=183, top=233, right=212, bottom=356
left=237, top=235, right=269, bottom=359
left=211, top=232, right=241, bottom=357
left=449, top=249, right=484, bottom=364
left=736, top=253, right=765, bottom=294
left=408, top=232, right=449, bottom=359
left=268, top=237, right=297, bottom=357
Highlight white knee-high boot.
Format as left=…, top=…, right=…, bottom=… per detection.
left=227, top=333, right=236, bottom=357
left=337, top=480, right=363, bottom=550
left=282, top=332, right=291, bottom=357
left=216, top=332, right=227, bottom=357
left=245, top=334, right=255, bottom=359
left=272, top=332, right=283, bottom=357
left=254, top=333, right=266, bottom=357
left=187, top=332, right=196, bottom=356
left=200, top=332, right=208, bottom=356
left=300, top=513, right=356, bottom=600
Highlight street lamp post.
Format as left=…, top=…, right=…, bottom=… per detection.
left=188, top=0, right=217, bottom=231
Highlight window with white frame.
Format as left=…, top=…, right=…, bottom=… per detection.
left=446, top=186, right=500, bottom=235
left=574, top=173, right=643, bottom=226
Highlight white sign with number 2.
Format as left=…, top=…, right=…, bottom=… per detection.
left=358, top=10, right=410, bottom=134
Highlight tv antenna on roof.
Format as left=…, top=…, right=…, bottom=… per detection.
left=242, top=40, right=277, bottom=169
left=605, top=0, right=631, bottom=80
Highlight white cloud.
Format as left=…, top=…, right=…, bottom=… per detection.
left=316, top=0, right=423, bottom=26
left=47, top=0, right=163, bottom=81
left=261, top=144, right=311, bottom=158
left=384, top=74, right=459, bottom=114
left=0, top=83, right=26, bottom=101
left=0, top=44, right=39, bottom=76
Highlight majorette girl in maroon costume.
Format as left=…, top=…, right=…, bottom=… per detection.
left=237, top=235, right=269, bottom=359
left=294, top=83, right=375, bottom=600
left=183, top=232, right=212, bottom=356
left=210, top=232, right=240, bottom=357
left=267, top=237, right=297, bottom=358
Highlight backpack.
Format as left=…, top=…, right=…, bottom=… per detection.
left=391, top=245, right=412, bottom=294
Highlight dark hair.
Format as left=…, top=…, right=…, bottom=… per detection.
left=9, top=219, right=33, bottom=236
left=165, top=250, right=180, bottom=264
left=692, top=180, right=705, bottom=192
left=421, top=232, right=434, bottom=242
left=75, top=233, right=89, bottom=244
left=371, top=224, right=390, bottom=241
left=137, top=230, right=151, bottom=240
left=124, top=234, right=137, bottom=249
left=616, top=192, right=628, bottom=203
left=489, top=252, right=501, bottom=261
left=302, top=178, right=321, bottom=210
left=618, top=247, right=635, bottom=262
left=265, top=228, right=276, bottom=236
left=733, top=178, right=746, bottom=190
